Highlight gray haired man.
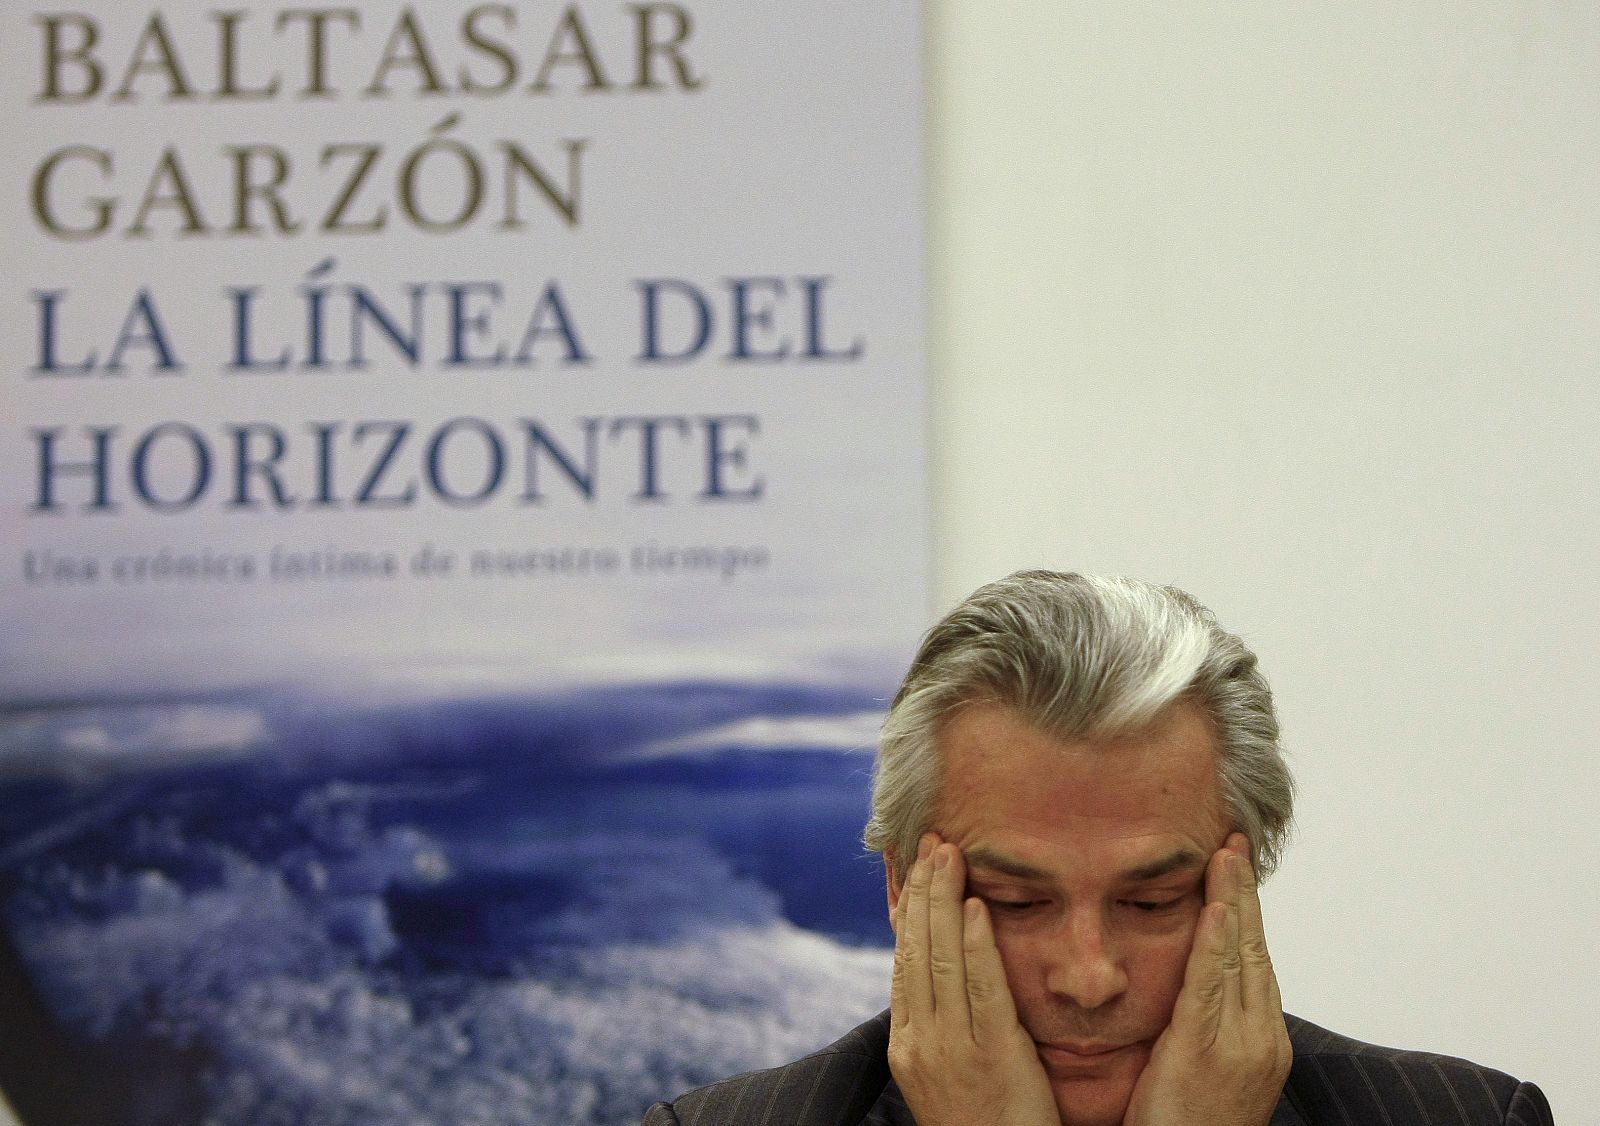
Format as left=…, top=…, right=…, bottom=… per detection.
left=645, top=571, right=1552, bottom=1126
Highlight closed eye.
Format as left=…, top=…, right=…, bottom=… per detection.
left=982, top=897, right=1044, bottom=913
left=1122, top=898, right=1183, bottom=913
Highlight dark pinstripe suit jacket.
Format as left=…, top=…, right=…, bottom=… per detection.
left=642, top=1010, right=1552, bottom=1125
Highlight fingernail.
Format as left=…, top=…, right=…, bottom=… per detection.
left=933, top=845, right=948, bottom=871
left=917, top=834, right=934, bottom=861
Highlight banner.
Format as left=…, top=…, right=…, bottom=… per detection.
left=0, top=3, right=926, bottom=1122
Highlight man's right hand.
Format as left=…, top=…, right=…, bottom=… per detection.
left=887, top=833, right=1060, bottom=1126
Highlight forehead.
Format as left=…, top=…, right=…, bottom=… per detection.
left=933, top=700, right=1226, bottom=876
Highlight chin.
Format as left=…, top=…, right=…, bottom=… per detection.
left=1045, top=1045, right=1148, bottom=1126
left=1049, top=1082, right=1134, bottom=1126
left=1048, top=1085, right=1129, bottom=1126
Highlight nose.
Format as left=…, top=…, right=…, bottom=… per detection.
left=1041, top=909, right=1127, bottom=1010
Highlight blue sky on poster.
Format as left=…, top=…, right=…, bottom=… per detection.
left=0, top=699, right=887, bottom=773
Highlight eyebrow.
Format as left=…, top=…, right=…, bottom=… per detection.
left=962, top=847, right=1053, bottom=881
left=1121, top=848, right=1208, bottom=883
left=962, top=845, right=1208, bottom=885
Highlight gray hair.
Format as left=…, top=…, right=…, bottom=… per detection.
left=865, top=571, right=1294, bottom=883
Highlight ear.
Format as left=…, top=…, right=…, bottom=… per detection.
left=884, top=852, right=903, bottom=935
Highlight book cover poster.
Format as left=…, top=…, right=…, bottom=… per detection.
left=0, top=3, right=926, bottom=1122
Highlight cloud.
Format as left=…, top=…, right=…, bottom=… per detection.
left=626, top=710, right=884, bottom=762
left=9, top=814, right=890, bottom=1125
left=194, top=924, right=891, bottom=1125
left=1, top=683, right=894, bottom=1124
left=4, top=704, right=270, bottom=765
left=146, top=706, right=269, bottom=753
left=59, top=725, right=115, bottom=754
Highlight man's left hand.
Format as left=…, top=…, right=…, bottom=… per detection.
left=1122, top=833, right=1292, bottom=1125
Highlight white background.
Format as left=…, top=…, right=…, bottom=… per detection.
left=926, top=4, right=1595, bottom=1121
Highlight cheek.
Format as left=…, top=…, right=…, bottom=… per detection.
left=1126, top=924, right=1197, bottom=1014
left=988, top=927, right=1043, bottom=999
left=989, top=927, right=1023, bottom=975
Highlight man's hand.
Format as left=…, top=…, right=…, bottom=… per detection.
left=887, top=833, right=1059, bottom=1126
left=1122, top=833, right=1293, bottom=1126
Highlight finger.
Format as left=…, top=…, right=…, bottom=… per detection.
left=1233, top=849, right=1281, bottom=1015
left=962, top=896, right=1022, bottom=1040
left=1203, top=837, right=1225, bottom=907
left=889, top=863, right=910, bottom=1028
left=1265, top=946, right=1285, bottom=1015
left=893, top=837, right=937, bottom=1023
left=1173, top=901, right=1229, bottom=1035
left=1219, top=853, right=1244, bottom=1018
left=1172, top=849, right=1234, bottom=1032
left=927, top=843, right=970, bottom=1022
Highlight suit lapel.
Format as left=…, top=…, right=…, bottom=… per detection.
left=1269, top=1087, right=1312, bottom=1126
left=858, top=1077, right=917, bottom=1126
left=862, top=1079, right=1308, bottom=1126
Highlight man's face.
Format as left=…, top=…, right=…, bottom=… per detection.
left=906, top=700, right=1228, bottom=1126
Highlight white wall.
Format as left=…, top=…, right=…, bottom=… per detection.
left=926, top=5, right=1597, bottom=1121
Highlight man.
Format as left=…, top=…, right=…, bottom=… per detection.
left=643, top=572, right=1553, bottom=1125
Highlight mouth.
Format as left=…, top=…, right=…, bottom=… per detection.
left=1034, top=1040, right=1138, bottom=1073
